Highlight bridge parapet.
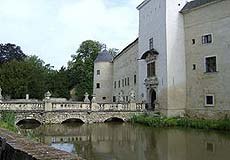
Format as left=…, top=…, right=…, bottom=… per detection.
left=92, top=102, right=145, bottom=112
left=51, top=102, right=90, bottom=111
left=0, top=100, right=145, bottom=112
left=0, top=101, right=44, bottom=111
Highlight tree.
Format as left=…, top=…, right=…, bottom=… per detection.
left=0, top=43, right=27, bottom=64
left=45, top=66, right=70, bottom=99
left=0, top=57, right=47, bottom=99
left=109, top=48, right=119, bottom=57
left=68, top=40, right=102, bottom=100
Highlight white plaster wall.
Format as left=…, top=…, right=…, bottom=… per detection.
left=138, top=0, right=168, bottom=107
left=93, top=62, right=113, bottom=103
left=184, top=0, right=230, bottom=114
left=113, top=40, right=138, bottom=102
left=165, top=0, right=187, bottom=116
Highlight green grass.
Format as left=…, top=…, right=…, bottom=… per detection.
left=131, top=114, right=230, bottom=131
left=0, top=111, right=17, bottom=132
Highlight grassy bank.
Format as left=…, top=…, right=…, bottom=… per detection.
left=131, top=114, right=230, bottom=131
left=0, top=111, right=17, bottom=132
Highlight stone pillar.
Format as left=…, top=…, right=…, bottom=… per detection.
left=84, top=92, right=90, bottom=103
left=44, top=91, right=52, bottom=111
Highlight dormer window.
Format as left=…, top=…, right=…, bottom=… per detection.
left=149, top=37, right=153, bottom=50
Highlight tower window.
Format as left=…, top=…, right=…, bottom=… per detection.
left=125, top=78, right=127, bottom=86
left=118, top=80, right=120, bottom=88
left=192, top=39, right=195, bottom=44
left=193, top=64, right=196, bottom=70
left=205, top=56, right=217, bottom=73
left=127, top=77, right=130, bottom=86
left=97, top=70, right=100, bottom=75
left=202, top=34, right=212, bottom=44
left=122, top=79, right=124, bottom=87
left=96, top=83, right=100, bottom=88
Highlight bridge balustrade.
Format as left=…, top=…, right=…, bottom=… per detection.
left=51, top=102, right=90, bottom=111
left=0, top=100, right=145, bottom=112
left=96, top=103, right=144, bottom=112
left=0, top=101, right=44, bottom=111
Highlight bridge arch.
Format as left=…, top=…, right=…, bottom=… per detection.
left=103, top=117, right=125, bottom=123
left=16, top=118, right=42, bottom=126
left=61, top=118, right=85, bottom=124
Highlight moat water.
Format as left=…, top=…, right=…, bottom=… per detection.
left=18, top=122, right=230, bottom=160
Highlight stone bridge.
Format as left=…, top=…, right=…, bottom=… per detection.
left=0, top=100, right=145, bottom=125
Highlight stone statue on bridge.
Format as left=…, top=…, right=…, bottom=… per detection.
left=118, top=91, right=124, bottom=102
left=129, top=90, right=136, bottom=102
left=44, top=91, right=51, bottom=100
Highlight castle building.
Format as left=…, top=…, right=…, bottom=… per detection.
left=93, top=0, right=230, bottom=118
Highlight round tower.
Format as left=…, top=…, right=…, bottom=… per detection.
left=93, top=49, right=113, bottom=103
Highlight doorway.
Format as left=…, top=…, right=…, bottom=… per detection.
left=150, top=89, right=156, bottom=110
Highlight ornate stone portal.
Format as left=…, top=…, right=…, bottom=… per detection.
left=141, top=49, right=159, bottom=110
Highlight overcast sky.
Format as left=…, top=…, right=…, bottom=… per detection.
left=0, top=0, right=143, bottom=69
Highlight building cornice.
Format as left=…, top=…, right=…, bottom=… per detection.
left=136, top=0, right=151, bottom=10
left=181, top=0, right=224, bottom=14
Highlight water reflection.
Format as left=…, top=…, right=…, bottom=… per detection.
left=19, top=123, right=230, bottom=160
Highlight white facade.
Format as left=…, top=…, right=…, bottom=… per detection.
left=137, top=0, right=187, bottom=116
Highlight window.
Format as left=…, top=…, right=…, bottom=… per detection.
left=192, top=39, right=195, bottom=44
left=205, top=94, right=215, bottom=106
left=118, top=80, right=120, bottom=88
left=102, top=97, right=106, bottom=100
left=205, top=56, right=217, bottom=73
left=125, top=78, right=127, bottom=86
left=113, top=96, right=116, bottom=102
left=122, top=79, right=124, bottom=87
left=127, top=77, right=130, bottom=86
left=202, top=34, right=212, bottom=44
left=149, top=37, right=153, bottom=50
left=134, top=75, right=137, bottom=84
left=206, top=142, right=215, bottom=152
left=97, top=70, right=100, bottom=75
left=147, top=62, right=156, bottom=77
left=114, top=81, right=116, bottom=88
left=193, top=64, right=196, bottom=70
left=126, top=96, right=128, bottom=102
left=96, top=83, right=100, bottom=88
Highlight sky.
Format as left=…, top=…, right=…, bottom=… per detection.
left=0, top=0, right=143, bottom=69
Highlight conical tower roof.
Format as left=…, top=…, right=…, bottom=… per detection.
left=94, top=50, right=113, bottom=63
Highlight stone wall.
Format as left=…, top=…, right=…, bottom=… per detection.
left=112, top=39, right=139, bottom=103
left=0, top=128, right=81, bottom=160
left=183, top=0, right=230, bottom=118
